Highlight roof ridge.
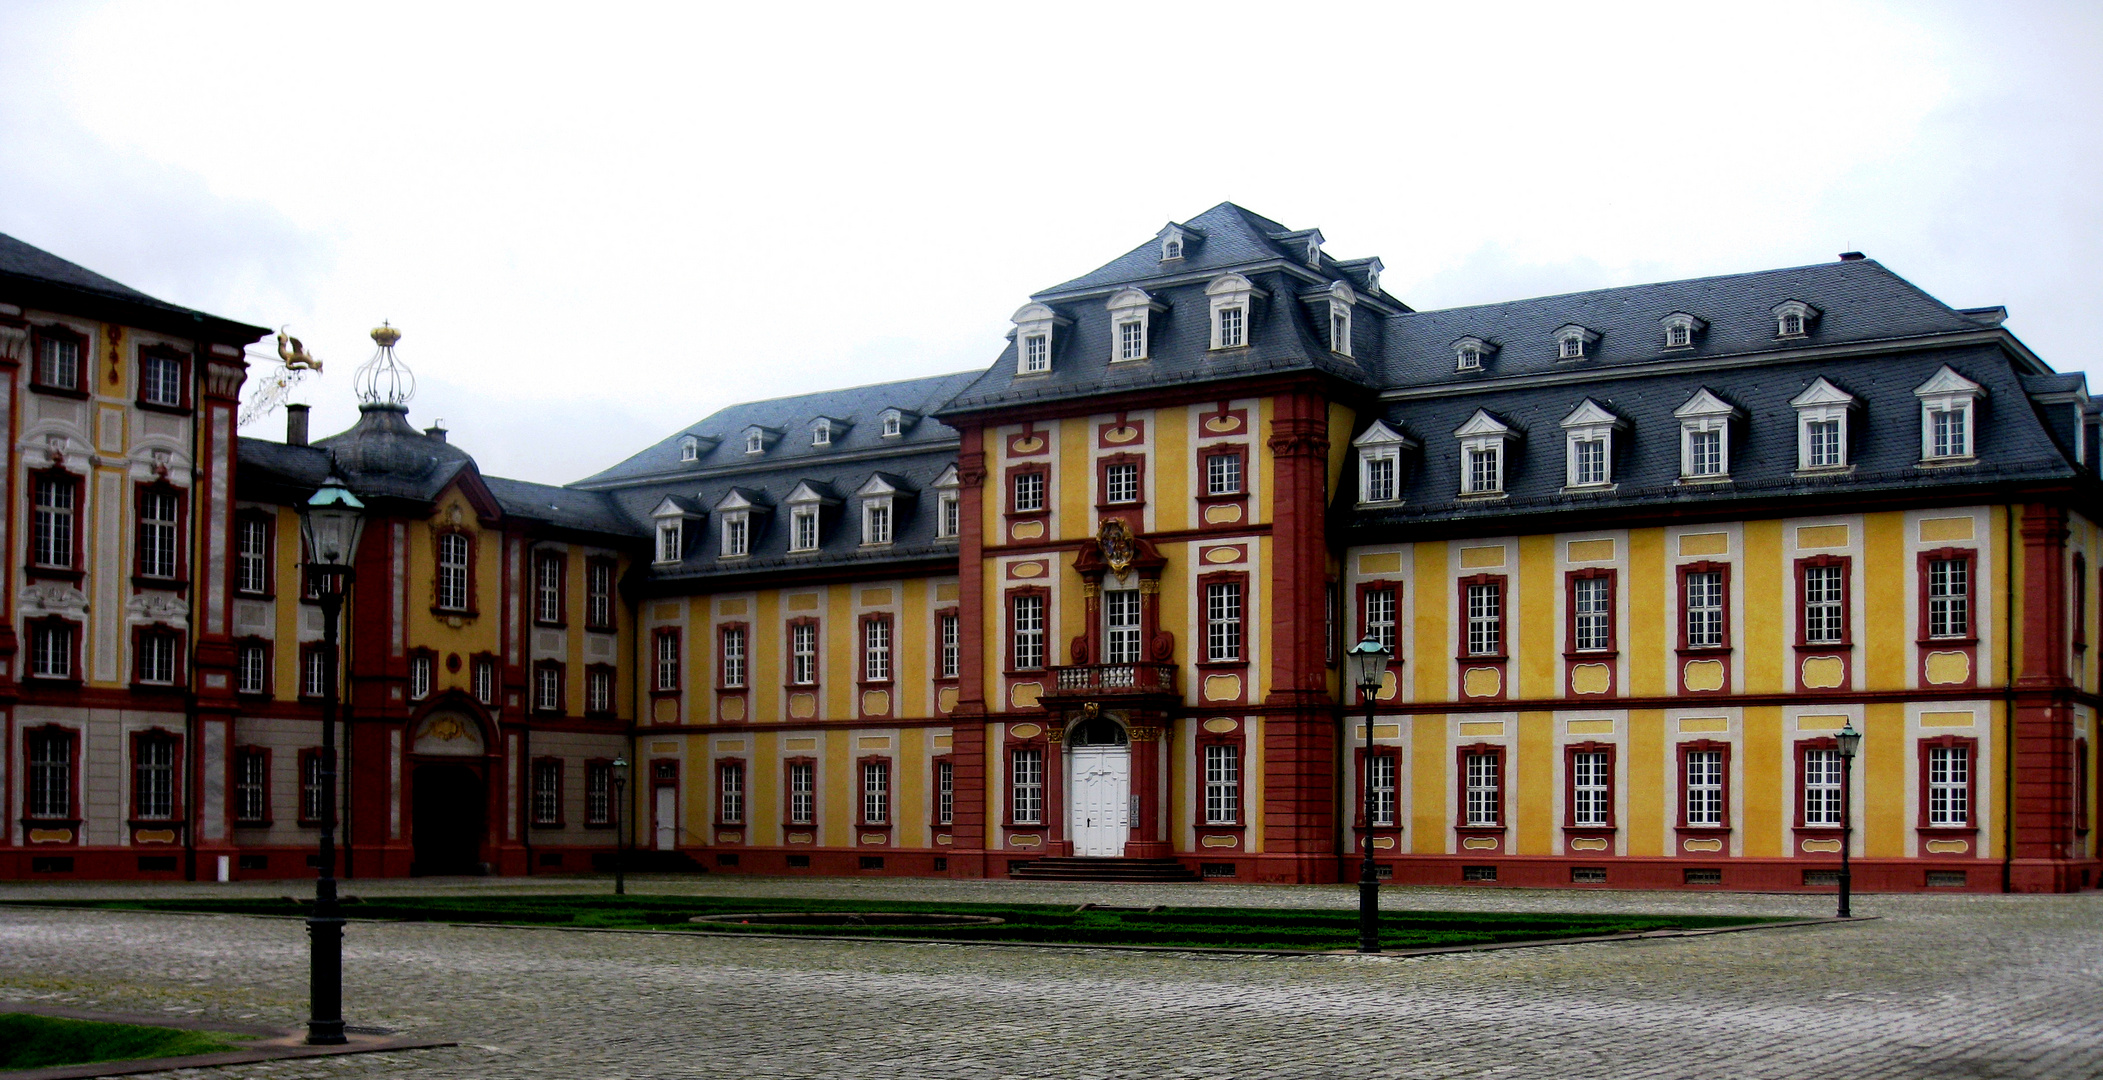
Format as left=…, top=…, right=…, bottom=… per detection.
left=1401, top=259, right=1897, bottom=319
left=685, top=369, right=982, bottom=421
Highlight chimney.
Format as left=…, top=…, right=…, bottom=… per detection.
left=425, top=424, right=448, bottom=443
left=285, top=403, right=310, bottom=447
left=1838, top=251, right=1866, bottom=261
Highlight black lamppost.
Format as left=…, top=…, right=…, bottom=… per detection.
left=1345, top=636, right=1393, bottom=954
left=1835, top=720, right=1862, bottom=919
left=611, top=756, right=629, bottom=896
left=298, top=475, right=367, bottom=1046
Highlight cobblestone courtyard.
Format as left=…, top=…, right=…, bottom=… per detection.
left=1, top=876, right=2098, bottom=1079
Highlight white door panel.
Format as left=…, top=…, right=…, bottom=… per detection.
left=1068, top=746, right=1130, bottom=857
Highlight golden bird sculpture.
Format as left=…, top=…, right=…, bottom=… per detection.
left=276, top=326, right=323, bottom=372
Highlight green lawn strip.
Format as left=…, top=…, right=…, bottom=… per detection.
left=9, top=896, right=1784, bottom=952
left=0, top=1012, right=241, bottom=1070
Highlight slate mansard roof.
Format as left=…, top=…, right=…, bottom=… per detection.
left=0, top=231, right=270, bottom=342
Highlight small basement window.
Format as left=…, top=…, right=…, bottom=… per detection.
left=1462, top=865, right=1498, bottom=882
left=1684, top=868, right=1723, bottom=885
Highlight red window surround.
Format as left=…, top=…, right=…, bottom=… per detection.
left=296, top=748, right=328, bottom=827
left=135, top=344, right=192, bottom=412
left=783, top=756, right=818, bottom=827
left=132, top=481, right=189, bottom=589
left=584, top=663, right=617, bottom=718
left=785, top=617, right=820, bottom=688
left=1354, top=579, right=1402, bottom=662
left=1454, top=742, right=1507, bottom=836
left=1350, top=744, right=1400, bottom=832
left=26, top=468, right=84, bottom=581
left=129, top=625, right=188, bottom=690
left=1676, top=561, right=1731, bottom=653
left=233, top=745, right=272, bottom=826
left=1002, top=728, right=1050, bottom=829
left=24, top=616, right=83, bottom=685
left=1675, top=739, right=1733, bottom=832
left=1095, top=452, right=1147, bottom=510
left=297, top=642, right=326, bottom=700
left=930, top=754, right=955, bottom=827
left=856, top=755, right=894, bottom=830
left=1004, top=585, right=1050, bottom=674
left=533, top=549, right=567, bottom=627
left=652, top=627, right=682, bottom=695
left=1562, top=740, right=1618, bottom=831
left=1917, top=548, right=1979, bottom=644
left=1455, top=574, right=1509, bottom=660
left=859, top=613, right=894, bottom=684
left=932, top=606, right=961, bottom=686
left=717, top=622, right=749, bottom=691
left=1791, top=736, right=1845, bottom=840
left=23, top=724, right=82, bottom=824
left=1916, top=734, right=1980, bottom=832
left=532, top=660, right=566, bottom=715
left=1196, top=443, right=1248, bottom=500
left=584, top=555, right=619, bottom=632
left=29, top=324, right=89, bottom=397
left=233, top=509, right=276, bottom=598
left=1794, top=554, right=1854, bottom=648
left=1564, top=568, right=1618, bottom=656
left=713, top=757, right=746, bottom=828
left=1005, top=464, right=1050, bottom=517
left=1195, top=570, right=1250, bottom=673
left=583, top=758, right=615, bottom=827
left=530, top=755, right=565, bottom=827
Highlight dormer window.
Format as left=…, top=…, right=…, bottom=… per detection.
left=1157, top=222, right=1201, bottom=263
left=1163, top=236, right=1183, bottom=260
left=1106, top=287, right=1163, bottom=363
left=853, top=474, right=909, bottom=548
left=1010, top=302, right=1069, bottom=376
left=1453, top=336, right=1496, bottom=372
left=813, top=419, right=832, bottom=446
left=1773, top=300, right=1820, bottom=339
left=1791, top=376, right=1860, bottom=471
left=932, top=464, right=960, bottom=540
left=1207, top=273, right=1264, bottom=352
left=1454, top=410, right=1518, bottom=496
left=1322, top=280, right=1356, bottom=357
left=721, top=512, right=749, bottom=557
left=1270, top=227, right=1324, bottom=268
left=745, top=430, right=763, bottom=454
left=790, top=506, right=819, bottom=552
left=656, top=521, right=683, bottom=564
left=1661, top=312, right=1707, bottom=350
left=1353, top=420, right=1418, bottom=506
left=1673, top=388, right=1742, bottom=481
left=1555, top=324, right=1600, bottom=360
left=680, top=435, right=701, bottom=462
left=1560, top=399, right=1625, bottom=490
left=880, top=409, right=909, bottom=438
left=1916, top=365, right=1986, bottom=462
left=862, top=499, right=892, bottom=545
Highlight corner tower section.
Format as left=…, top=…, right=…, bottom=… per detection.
left=936, top=203, right=1398, bottom=882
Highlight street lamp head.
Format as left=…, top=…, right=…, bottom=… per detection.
left=299, top=476, right=368, bottom=571
left=1835, top=721, right=1862, bottom=760
left=1345, top=636, right=1392, bottom=696
left=612, top=756, right=629, bottom=781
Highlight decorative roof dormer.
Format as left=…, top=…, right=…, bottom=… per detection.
left=742, top=424, right=782, bottom=455
left=1337, top=257, right=1384, bottom=295
left=1158, top=222, right=1204, bottom=262
left=1206, top=273, right=1266, bottom=351
left=931, top=463, right=962, bottom=540
left=1554, top=324, right=1600, bottom=360
left=1454, top=409, right=1520, bottom=496
left=854, top=473, right=916, bottom=548
left=1011, top=302, right=1070, bottom=376
left=810, top=415, right=851, bottom=447
left=713, top=487, right=772, bottom=559
left=1791, top=376, right=1860, bottom=471
left=1673, top=388, right=1743, bottom=481
left=649, top=495, right=703, bottom=564
left=1453, top=335, right=1498, bottom=372
left=678, top=433, right=720, bottom=462
left=1559, top=399, right=1627, bottom=490
left=1773, top=299, right=1821, bottom=339
left=1916, top=365, right=1987, bottom=463
left=1353, top=419, right=1419, bottom=506
left=1660, top=312, right=1708, bottom=349
left=783, top=481, right=842, bottom=554
left=1321, top=280, right=1356, bottom=357
left=878, top=407, right=919, bottom=438
left=1270, top=227, right=1324, bottom=268
left=1106, top=287, right=1166, bottom=363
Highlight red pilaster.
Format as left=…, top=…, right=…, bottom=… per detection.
left=189, top=349, right=248, bottom=877
left=947, top=426, right=989, bottom=875
left=1258, top=386, right=1338, bottom=876
left=1124, top=719, right=1169, bottom=858
left=2010, top=504, right=2077, bottom=890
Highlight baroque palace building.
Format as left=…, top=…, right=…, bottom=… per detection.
left=3, top=203, right=2099, bottom=891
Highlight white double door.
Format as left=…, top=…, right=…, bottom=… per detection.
left=1067, top=745, right=1130, bottom=857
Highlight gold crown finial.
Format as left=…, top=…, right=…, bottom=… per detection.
left=371, top=321, right=401, bottom=348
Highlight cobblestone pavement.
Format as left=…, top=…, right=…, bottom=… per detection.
left=2, top=876, right=2099, bottom=1079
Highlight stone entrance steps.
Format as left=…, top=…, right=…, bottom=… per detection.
left=1007, top=857, right=1200, bottom=882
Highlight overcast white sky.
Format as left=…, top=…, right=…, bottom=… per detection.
left=1, top=1, right=2097, bottom=485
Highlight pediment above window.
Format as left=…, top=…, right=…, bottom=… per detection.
left=1452, top=336, right=1498, bottom=371
left=931, top=463, right=960, bottom=490
left=783, top=481, right=841, bottom=507
left=1791, top=376, right=1858, bottom=409
left=650, top=495, right=703, bottom=520
left=1915, top=365, right=1986, bottom=400
left=1560, top=398, right=1625, bottom=430
left=1454, top=409, right=1517, bottom=440
left=855, top=472, right=917, bottom=499
left=1352, top=419, right=1419, bottom=451
left=1673, top=388, right=1743, bottom=420
left=713, top=487, right=772, bottom=513
left=1106, top=287, right=1166, bottom=315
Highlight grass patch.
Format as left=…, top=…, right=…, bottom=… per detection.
left=8, top=895, right=1786, bottom=952
left=0, top=1013, right=238, bottom=1069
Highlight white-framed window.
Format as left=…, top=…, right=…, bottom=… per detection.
left=812, top=418, right=832, bottom=447
left=1804, top=564, right=1846, bottom=644
left=472, top=656, right=495, bottom=704
left=534, top=663, right=562, bottom=713
left=27, top=728, right=72, bottom=817
left=1205, top=580, right=1243, bottom=663
left=1105, top=589, right=1142, bottom=664
left=791, top=622, right=817, bottom=684
left=1207, top=273, right=1263, bottom=350
left=1572, top=438, right=1607, bottom=486
left=1928, top=557, right=1970, bottom=638
left=1686, top=427, right=1723, bottom=477
left=1204, top=744, right=1240, bottom=825
left=788, top=760, right=815, bottom=824
left=1011, top=302, right=1067, bottom=375
left=535, top=551, right=563, bottom=624
left=1661, top=312, right=1705, bottom=350
left=1011, top=748, right=1043, bottom=824
left=1329, top=308, right=1351, bottom=357
left=1572, top=750, right=1611, bottom=827
left=862, top=760, right=890, bottom=824
left=301, top=645, right=326, bottom=698
left=1364, top=586, right=1397, bottom=653
left=584, top=762, right=612, bottom=825
left=655, top=520, right=683, bottom=564
left=1455, top=411, right=1514, bottom=496
left=138, top=489, right=181, bottom=579
left=1667, top=323, right=1690, bottom=347
left=136, top=629, right=177, bottom=685
left=33, top=475, right=76, bottom=570
left=680, top=435, right=701, bottom=462
left=237, top=516, right=271, bottom=594
left=1022, top=334, right=1049, bottom=372
left=1917, top=366, right=1985, bottom=462
left=1573, top=576, right=1612, bottom=652
left=719, top=762, right=744, bottom=824
left=1685, top=570, right=1725, bottom=648
left=1453, top=335, right=1495, bottom=372
left=1104, top=462, right=1139, bottom=504
left=1685, top=749, right=1724, bottom=826
left=1106, top=287, right=1161, bottom=362
left=1466, top=444, right=1502, bottom=494
left=790, top=506, right=819, bottom=552
left=36, top=333, right=80, bottom=390
left=1674, top=388, right=1739, bottom=480
left=745, top=430, right=764, bottom=454
left=1205, top=451, right=1242, bottom=496
left=237, top=642, right=267, bottom=694
left=1465, top=752, right=1501, bottom=826
left=937, top=490, right=960, bottom=539
left=1927, top=744, right=1970, bottom=825
left=532, top=759, right=561, bottom=825
left=939, top=613, right=959, bottom=679
left=1554, top=324, right=1597, bottom=360
left=410, top=653, right=433, bottom=700
left=1773, top=299, right=1819, bottom=339
left=1804, top=748, right=1843, bottom=826
left=881, top=411, right=903, bottom=437
left=1561, top=400, right=1620, bottom=489
left=863, top=618, right=891, bottom=681
left=1011, top=593, right=1045, bottom=670
left=1354, top=420, right=1414, bottom=505
left=1791, top=377, right=1858, bottom=471
left=588, top=666, right=615, bottom=715
left=586, top=560, right=613, bottom=627
left=1364, top=454, right=1397, bottom=502
left=1365, top=752, right=1397, bottom=827
left=1012, top=471, right=1045, bottom=513
left=656, top=631, right=681, bottom=692
left=721, top=626, right=747, bottom=688
left=1466, top=582, right=1502, bottom=656
left=721, top=512, right=748, bottom=557
left=141, top=349, right=185, bottom=407
left=133, top=733, right=176, bottom=819
left=31, top=621, right=74, bottom=680
left=234, top=748, right=266, bottom=823
left=1216, top=305, right=1245, bottom=349
left=937, top=760, right=954, bottom=825
left=862, top=499, right=892, bottom=545
left=437, top=532, right=471, bottom=609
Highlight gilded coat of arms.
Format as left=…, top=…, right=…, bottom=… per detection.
left=1098, top=518, right=1135, bottom=576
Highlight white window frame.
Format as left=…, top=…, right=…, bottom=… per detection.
left=1684, top=570, right=1725, bottom=648
left=1364, top=586, right=1397, bottom=653
left=939, top=612, right=960, bottom=679
left=1365, top=752, right=1397, bottom=827
left=789, top=505, right=819, bottom=553
left=1011, top=593, right=1045, bottom=670
left=437, top=531, right=472, bottom=608
left=788, top=760, right=815, bottom=824
left=1465, top=752, right=1501, bottom=826
left=1205, top=450, right=1242, bottom=496
left=1804, top=564, right=1846, bottom=645
left=862, top=498, right=893, bottom=546
left=680, top=435, right=700, bottom=462
left=1572, top=576, right=1612, bottom=652
left=237, top=516, right=270, bottom=594
left=1353, top=420, right=1415, bottom=506
left=1104, top=588, right=1142, bottom=664
left=1205, top=580, right=1243, bottom=663
left=1010, top=302, right=1068, bottom=375
left=1674, top=388, right=1740, bottom=481
left=881, top=410, right=903, bottom=438
left=1022, top=334, right=1049, bottom=372
left=140, top=349, right=184, bottom=408
left=862, top=760, right=890, bottom=824
left=237, top=641, right=267, bottom=694
left=719, top=761, right=744, bottom=824
left=1322, top=281, right=1357, bottom=357
left=1204, top=743, right=1240, bottom=825
left=410, top=653, right=432, bottom=700
left=1804, top=748, right=1843, bottom=826
left=1103, top=461, right=1139, bottom=504
left=937, top=490, right=960, bottom=539
left=863, top=617, right=891, bottom=682
left=1554, top=324, right=1598, bottom=360
left=1106, top=287, right=1162, bottom=363
left=791, top=622, right=817, bottom=684
left=1454, top=411, right=1514, bottom=497
left=656, top=630, right=681, bottom=692
left=1916, top=366, right=1985, bottom=462
left=721, top=511, right=748, bottom=558
left=1572, top=750, right=1611, bottom=827
left=1773, top=300, right=1819, bottom=339
left=1660, top=312, right=1705, bottom=350
left=812, top=418, right=832, bottom=447
left=1684, top=749, right=1724, bottom=826
left=1791, top=378, right=1859, bottom=472
left=1927, top=744, right=1970, bottom=826
left=655, top=520, right=683, bottom=564
left=721, top=625, right=747, bottom=688
left=1011, top=748, right=1043, bottom=825
left=1206, top=273, right=1264, bottom=351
